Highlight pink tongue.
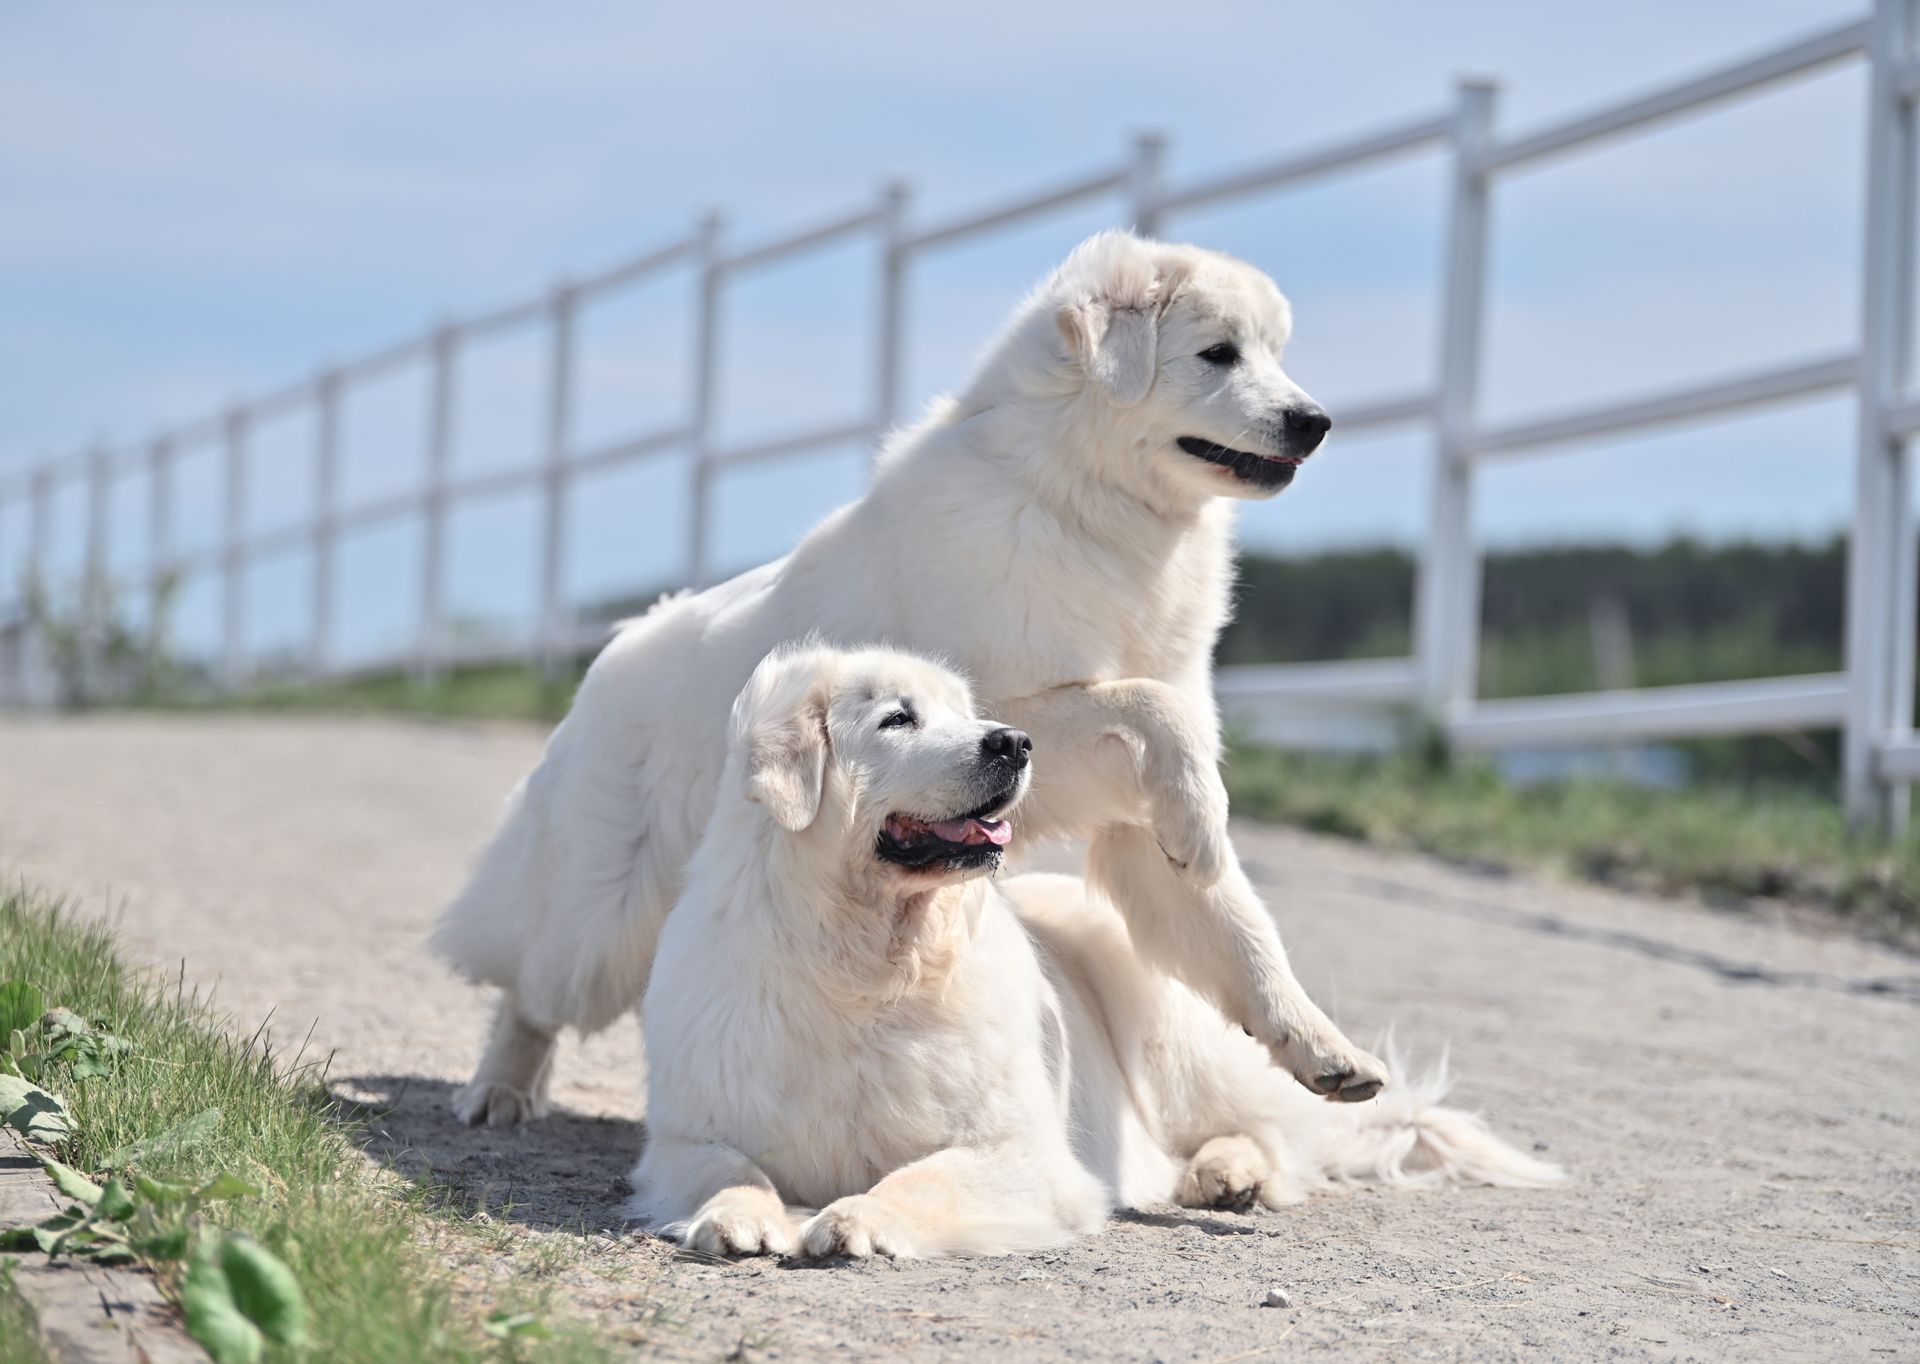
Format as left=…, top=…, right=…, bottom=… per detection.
left=930, top=817, right=1011, bottom=846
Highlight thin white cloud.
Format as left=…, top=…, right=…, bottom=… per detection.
left=0, top=0, right=1876, bottom=589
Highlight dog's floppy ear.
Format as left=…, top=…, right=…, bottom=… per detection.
left=1055, top=233, right=1187, bottom=407
left=738, top=651, right=831, bottom=833
left=1060, top=301, right=1157, bottom=406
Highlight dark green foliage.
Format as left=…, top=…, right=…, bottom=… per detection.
left=1219, top=537, right=1860, bottom=785
left=1219, top=537, right=1850, bottom=695
left=1222, top=547, right=1416, bottom=667
left=1225, top=742, right=1920, bottom=936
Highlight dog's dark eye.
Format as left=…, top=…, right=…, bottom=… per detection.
left=1198, top=342, right=1241, bottom=367
left=878, top=709, right=916, bottom=731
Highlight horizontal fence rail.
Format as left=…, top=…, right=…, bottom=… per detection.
left=1462, top=351, right=1863, bottom=461
left=1448, top=674, right=1853, bottom=749
left=4, top=0, right=1919, bottom=831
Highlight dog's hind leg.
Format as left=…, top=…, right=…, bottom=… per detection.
left=452, top=994, right=556, bottom=1127
left=1177, top=1134, right=1300, bottom=1212
left=1086, top=823, right=1388, bottom=1103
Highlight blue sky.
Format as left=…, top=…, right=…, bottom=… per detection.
left=0, top=0, right=1882, bottom=664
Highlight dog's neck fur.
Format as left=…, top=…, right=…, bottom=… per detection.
left=701, top=778, right=990, bottom=1015
left=790, top=848, right=988, bottom=1013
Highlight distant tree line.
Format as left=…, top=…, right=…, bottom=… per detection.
left=1220, top=536, right=1862, bottom=784
left=1222, top=536, right=1847, bottom=694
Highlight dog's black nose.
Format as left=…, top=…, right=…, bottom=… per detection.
left=1282, top=404, right=1332, bottom=454
left=982, top=727, right=1032, bottom=769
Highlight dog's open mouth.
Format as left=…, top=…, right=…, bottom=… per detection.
left=877, top=793, right=1016, bottom=871
left=1176, top=436, right=1302, bottom=490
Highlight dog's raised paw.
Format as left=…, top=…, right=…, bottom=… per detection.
left=797, top=1195, right=916, bottom=1259
left=1313, top=1073, right=1383, bottom=1103
left=1268, top=1034, right=1390, bottom=1105
left=451, top=1082, right=549, bottom=1128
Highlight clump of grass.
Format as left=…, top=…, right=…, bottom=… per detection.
left=0, top=889, right=619, bottom=1364
left=1225, top=743, right=1920, bottom=937
left=0, top=1263, right=51, bottom=1364
left=212, top=662, right=584, bottom=724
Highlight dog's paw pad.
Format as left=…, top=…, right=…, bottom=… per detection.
left=1301, top=1063, right=1387, bottom=1104
left=1268, top=1036, right=1390, bottom=1105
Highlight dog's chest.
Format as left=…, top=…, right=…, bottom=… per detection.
left=980, top=515, right=1230, bottom=691
left=762, top=1002, right=1033, bottom=1206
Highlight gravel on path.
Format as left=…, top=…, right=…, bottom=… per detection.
left=2, top=712, right=1914, bottom=1362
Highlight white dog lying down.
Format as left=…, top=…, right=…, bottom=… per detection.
left=436, top=230, right=1392, bottom=1127
left=629, top=646, right=1560, bottom=1259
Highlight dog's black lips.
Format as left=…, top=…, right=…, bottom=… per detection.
left=1177, top=435, right=1298, bottom=490
left=875, top=783, right=1022, bottom=872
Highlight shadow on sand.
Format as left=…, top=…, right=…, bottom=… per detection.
left=333, top=1076, right=1290, bottom=1250
left=331, top=1074, right=646, bottom=1235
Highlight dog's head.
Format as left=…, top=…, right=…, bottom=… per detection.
left=728, top=643, right=1031, bottom=888
left=987, top=230, right=1328, bottom=506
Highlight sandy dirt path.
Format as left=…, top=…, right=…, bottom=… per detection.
left=1, top=711, right=1915, bottom=1362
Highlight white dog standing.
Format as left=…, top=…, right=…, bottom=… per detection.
left=631, top=646, right=1559, bottom=1259
left=435, top=230, right=1390, bottom=1125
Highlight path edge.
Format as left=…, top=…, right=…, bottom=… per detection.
left=0, top=1124, right=205, bottom=1364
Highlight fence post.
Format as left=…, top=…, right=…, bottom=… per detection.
left=221, top=407, right=250, bottom=689
left=1413, top=80, right=1499, bottom=732
left=21, top=467, right=53, bottom=703
left=84, top=443, right=110, bottom=612
left=1130, top=132, right=1168, bottom=239
left=874, top=182, right=913, bottom=442
left=310, top=372, right=341, bottom=677
left=1880, top=0, right=1920, bottom=837
left=536, top=283, right=579, bottom=675
left=79, top=443, right=111, bottom=695
left=417, top=324, right=459, bottom=681
left=1844, top=0, right=1917, bottom=830
left=686, top=211, right=727, bottom=589
left=0, top=483, right=14, bottom=702
left=27, top=466, right=52, bottom=599
left=147, top=435, right=173, bottom=681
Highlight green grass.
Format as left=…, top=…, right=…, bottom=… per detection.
left=198, top=661, right=587, bottom=725
left=0, top=1264, right=50, bottom=1364
left=0, top=887, right=623, bottom=1364
left=1226, top=742, right=1920, bottom=937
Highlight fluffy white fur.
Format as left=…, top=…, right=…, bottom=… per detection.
left=629, top=647, right=1561, bottom=1260
left=434, top=230, right=1389, bottom=1127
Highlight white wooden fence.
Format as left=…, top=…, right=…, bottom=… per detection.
left=4, top=1, right=1918, bottom=829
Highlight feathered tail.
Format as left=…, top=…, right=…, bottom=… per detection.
left=1305, top=1045, right=1564, bottom=1191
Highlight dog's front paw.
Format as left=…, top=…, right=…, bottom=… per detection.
left=683, top=1189, right=798, bottom=1258
left=797, top=1195, right=916, bottom=1259
left=451, top=1081, right=550, bottom=1128
left=1150, top=761, right=1231, bottom=887
left=1266, top=1031, right=1389, bottom=1104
